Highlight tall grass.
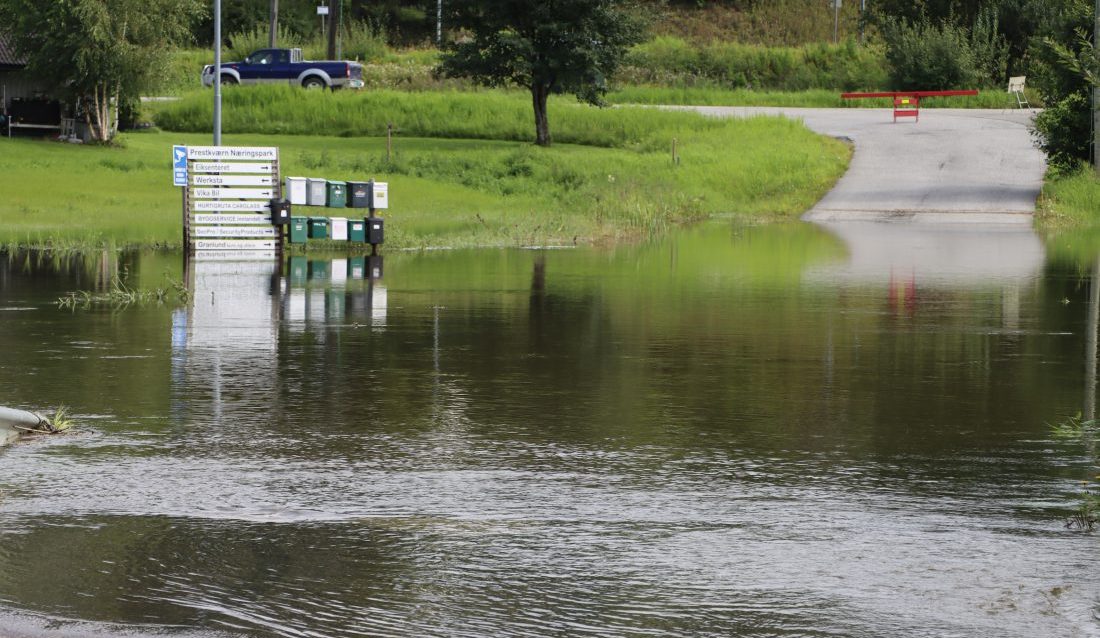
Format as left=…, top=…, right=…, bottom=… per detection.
left=1039, top=167, right=1100, bottom=228
left=227, top=21, right=387, bottom=62
left=619, top=37, right=889, bottom=91
left=653, top=0, right=867, bottom=46
left=155, top=86, right=747, bottom=147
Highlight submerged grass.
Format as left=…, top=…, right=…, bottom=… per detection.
left=57, top=273, right=191, bottom=309
left=2, top=91, right=849, bottom=249
left=1049, top=414, right=1100, bottom=531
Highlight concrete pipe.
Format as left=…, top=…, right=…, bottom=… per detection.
left=0, top=406, right=50, bottom=445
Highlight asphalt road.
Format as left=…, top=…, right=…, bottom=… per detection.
left=688, top=107, right=1047, bottom=224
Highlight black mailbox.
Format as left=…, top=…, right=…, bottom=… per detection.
left=368, top=255, right=384, bottom=280
left=347, top=181, right=370, bottom=208
left=270, top=199, right=291, bottom=226
left=366, top=217, right=384, bottom=245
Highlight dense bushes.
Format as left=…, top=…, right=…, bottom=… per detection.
left=1035, top=93, right=1092, bottom=173
left=1028, top=1, right=1094, bottom=172
left=880, top=9, right=1008, bottom=90
left=618, top=36, right=887, bottom=91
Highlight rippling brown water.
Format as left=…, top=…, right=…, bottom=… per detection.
left=0, top=222, right=1098, bottom=637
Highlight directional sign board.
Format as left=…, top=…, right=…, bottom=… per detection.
left=179, top=146, right=280, bottom=251
left=192, top=175, right=274, bottom=187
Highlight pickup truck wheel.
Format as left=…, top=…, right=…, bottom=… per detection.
left=302, top=77, right=327, bottom=90
left=220, top=75, right=238, bottom=86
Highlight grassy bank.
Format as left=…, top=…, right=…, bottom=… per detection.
left=0, top=93, right=849, bottom=250
left=1037, top=169, right=1100, bottom=265
left=1039, top=168, right=1100, bottom=227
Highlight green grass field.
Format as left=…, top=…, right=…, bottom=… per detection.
left=0, top=93, right=849, bottom=250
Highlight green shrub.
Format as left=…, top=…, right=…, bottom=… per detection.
left=1034, top=92, right=1092, bottom=174
left=882, top=18, right=979, bottom=90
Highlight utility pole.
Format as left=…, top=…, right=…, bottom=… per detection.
left=859, top=0, right=865, bottom=44
left=214, top=0, right=223, bottom=146
left=323, top=0, right=336, bottom=59
left=833, top=0, right=841, bottom=45
left=268, top=0, right=279, bottom=48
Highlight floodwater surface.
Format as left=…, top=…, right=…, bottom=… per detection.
left=0, top=221, right=1098, bottom=637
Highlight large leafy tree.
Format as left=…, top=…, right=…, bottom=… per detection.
left=0, top=0, right=203, bottom=141
left=439, top=0, right=646, bottom=146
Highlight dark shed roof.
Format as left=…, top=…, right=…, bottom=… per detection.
left=0, top=32, right=28, bottom=68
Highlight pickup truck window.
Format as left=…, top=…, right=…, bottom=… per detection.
left=247, top=50, right=289, bottom=65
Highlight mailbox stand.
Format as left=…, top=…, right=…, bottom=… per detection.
left=841, top=90, right=979, bottom=122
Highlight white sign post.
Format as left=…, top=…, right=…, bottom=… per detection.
left=178, top=146, right=281, bottom=252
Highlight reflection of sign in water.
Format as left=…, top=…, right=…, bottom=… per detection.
left=172, top=258, right=281, bottom=426
left=180, top=146, right=280, bottom=252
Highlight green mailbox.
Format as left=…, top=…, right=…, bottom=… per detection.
left=326, top=181, right=347, bottom=208
left=308, top=259, right=330, bottom=280
left=348, top=219, right=366, bottom=243
left=289, top=217, right=309, bottom=244
left=308, top=217, right=330, bottom=239
left=348, top=256, right=366, bottom=280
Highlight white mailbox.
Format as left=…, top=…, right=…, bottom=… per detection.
left=369, top=181, right=388, bottom=210
left=285, top=177, right=307, bottom=206
left=307, top=178, right=327, bottom=206
left=330, top=217, right=348, bottom=241
left=331, top=258, right=347, bottom=285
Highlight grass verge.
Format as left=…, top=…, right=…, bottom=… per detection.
left=1038, top=168, right=1100, bottom=227
left=2, top=92, right=849, bottom=250
left=1037, top=168, right=1100, bottom=265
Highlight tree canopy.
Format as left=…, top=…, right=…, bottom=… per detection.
left=439, top=0, right=646, bottom=146
left=0, top=0, right=203, bottom=141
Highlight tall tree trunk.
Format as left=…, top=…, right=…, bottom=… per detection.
left=111, top=82, right=120, bottom=138
left=531, top=83, right=551, bottom=147
left=90, top=84, right=108, bottom=142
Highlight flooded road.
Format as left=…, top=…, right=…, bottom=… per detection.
left=0, top=221, right=1098, bottom=637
